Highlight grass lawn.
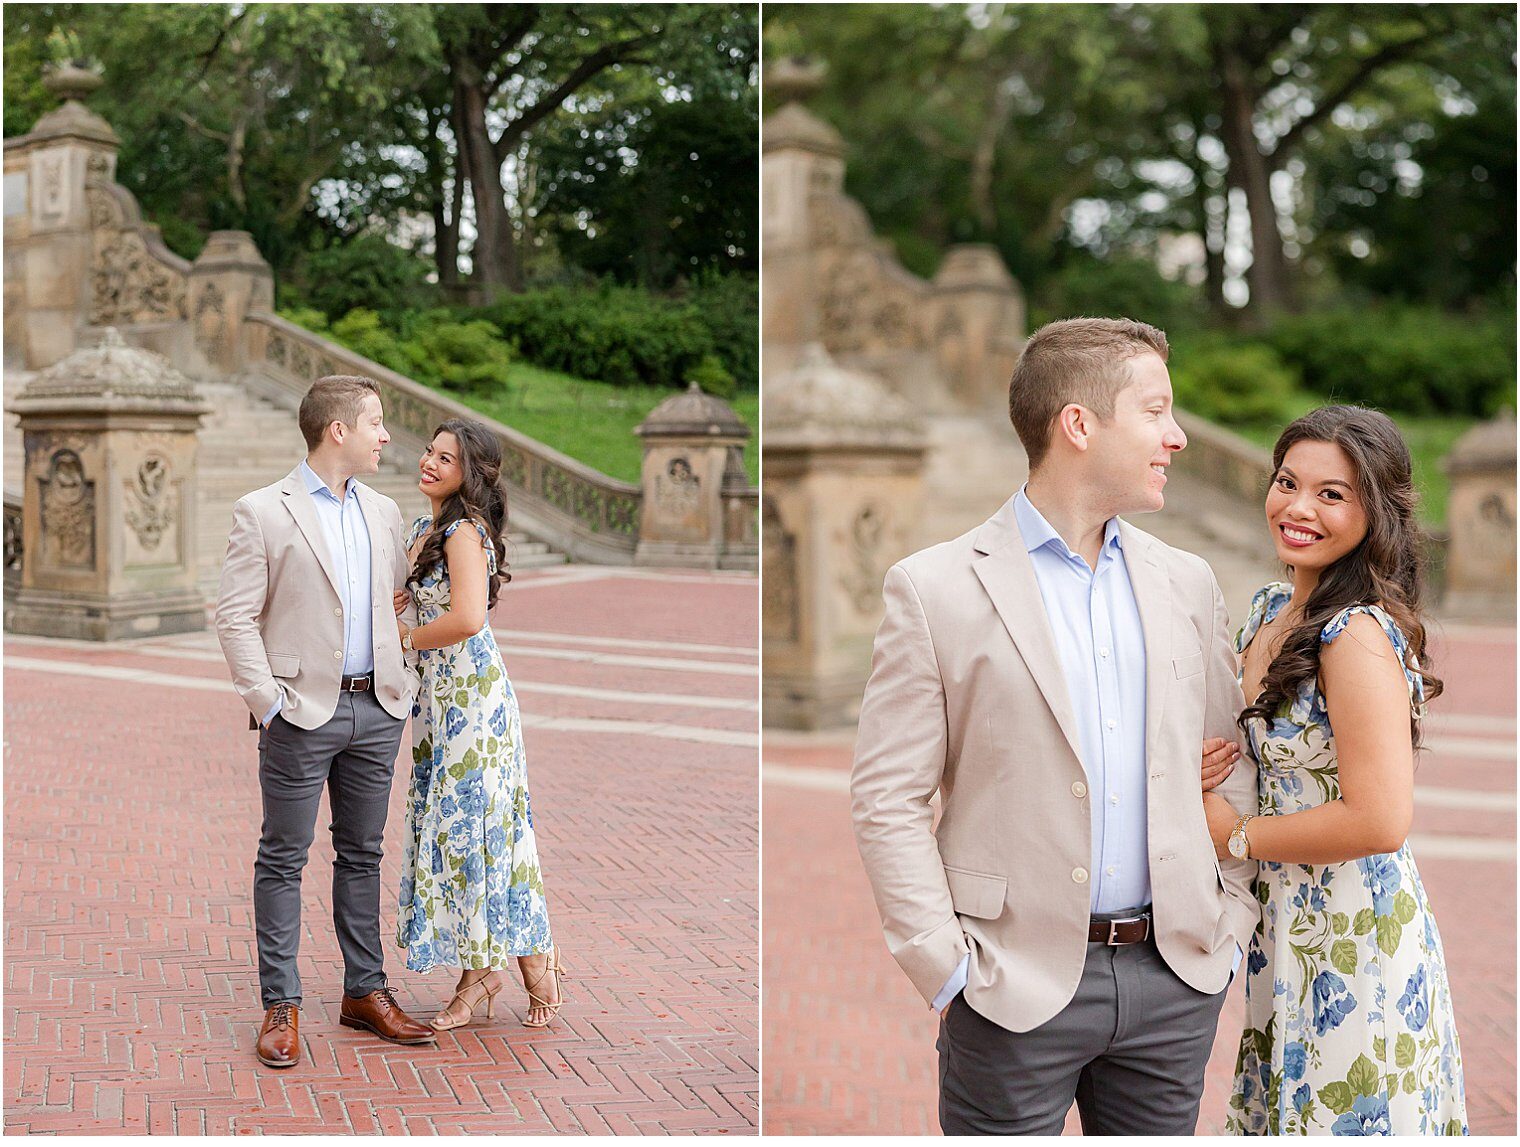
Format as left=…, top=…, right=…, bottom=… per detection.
left=432, top=363, right=759, bottom=487
left=1229, top=409, right=1474, bottom=530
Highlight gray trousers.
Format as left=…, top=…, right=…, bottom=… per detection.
left=254, top=690, right=405, bottom=1008
left=938, top=937, right=1228, bottom=1135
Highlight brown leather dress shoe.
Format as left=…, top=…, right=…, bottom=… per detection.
left=339, top=987, right=437, bottom=1045
left=256, top=1002, right=300, bottom=1068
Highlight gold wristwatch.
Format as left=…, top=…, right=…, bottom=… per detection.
left=402, top=628, right=415, bottom=653
left=1228, top=813, right=1258, bottom=860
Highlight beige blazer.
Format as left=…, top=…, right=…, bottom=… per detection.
left=851, top=495, right=1259, bottom=1034
left=215, top=465, right=418, bottom=731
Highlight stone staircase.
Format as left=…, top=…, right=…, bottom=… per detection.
left=3, top=371, right=567, bottom=600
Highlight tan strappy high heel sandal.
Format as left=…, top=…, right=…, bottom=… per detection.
left=522, top=947, right=567, bottom=1028
left=430, top=972, right=503, bottom=1031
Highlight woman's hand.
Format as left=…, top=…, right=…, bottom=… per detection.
left=393, top=589, right=411, bottom=617
left=1201, top=737, right=1241, bottom=792
left=1204, top=791, right=1241, bottom=860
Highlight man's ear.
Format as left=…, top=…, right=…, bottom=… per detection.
left=328, top=420, right=347, bottom=447
left=1054, top=404, right=1092, bottom=454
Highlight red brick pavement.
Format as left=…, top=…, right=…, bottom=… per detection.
left=4, top=568, right=758, bottom=1135
left=762, top=629, right=1516, bottom=1135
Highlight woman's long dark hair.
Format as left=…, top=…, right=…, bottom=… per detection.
left=1239, top=405, right=1441, bottom=748
left=408, top=418, right=511, bottom=607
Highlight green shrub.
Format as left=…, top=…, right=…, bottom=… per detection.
left=328, top=308, right=414, bottom=376
left=686, top=272, right=758, bottom=391
left=402, top=317, right=513, bottom=394
left=688, top=354, right=738, bottom=399
left=1031, top=256, right=1208, bottom=338
left=1169, top=337, right=1307, bottom=425
left=276, top=306, right=329, bottom=334
left=1265, top=305, right=1515, bottom=417
left=286, top=235, right=437, bottom=321
left=477, top=284, right=717, bottom=390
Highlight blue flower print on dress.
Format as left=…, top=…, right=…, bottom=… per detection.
left=1312, top=971, right=1357, bottom=1036
left=1226, top=585, right=1466, bottom=1136
left=1283, top=1041, right=1307, bottom=1081
left=1358, top=853, right=1402, bottom=915
left=1398, top=966, right=1430, bottom=1033
left=395, top=513, right=553, bottom=976
left=1331, top=1095, right=1392, bottom=1136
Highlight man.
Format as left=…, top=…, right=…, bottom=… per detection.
left=217, top=374, right=434, bottom=1068
left=851, top=318, right=1259, bottom=1134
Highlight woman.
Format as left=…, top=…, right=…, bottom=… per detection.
left=1201, top=406, right=1466, bottom=1135
left=393, top=418, right=565, bottom=1030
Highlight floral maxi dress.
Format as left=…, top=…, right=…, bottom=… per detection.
left=395, top=516, right=553, bottom=972
left=1227, top=583, right=1466, bottom=1136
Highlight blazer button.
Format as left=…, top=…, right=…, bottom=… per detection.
left=334, top=607, right=342, bottom=616
left=1071, top=781, right=1088, bottom=799
left=1072, top=867, right=1089, bottom=884
left=333, top=650, right=343, bottom=659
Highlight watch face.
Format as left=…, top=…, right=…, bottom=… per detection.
left=1229, top=833, right=1246, bottom=859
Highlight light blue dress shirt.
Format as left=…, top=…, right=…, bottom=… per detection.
left=261, top=460, right=375, bottom=726
left=933, top=485, right=1150, bottom=1011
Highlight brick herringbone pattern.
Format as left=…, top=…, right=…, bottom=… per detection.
left=763, top=627, right=1516, bottom=1135
left=5, top=569, right=758, bottom=1135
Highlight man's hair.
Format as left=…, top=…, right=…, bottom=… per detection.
left=298, top=375, right=381, bottom=450
left=1007, top=317, right=1170, bottom=469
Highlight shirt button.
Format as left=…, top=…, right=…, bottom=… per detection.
left=1106, top=866, right=1116, bottom=876
left=1071, top=781, right=1087, bottom=799
left=1072, top=867, right=1089, bottom=885
left=1106, top=719, right=1116, bottom=730
left=1099, top=648, right=1110, bottom=659
left=1110, top=794, right=1119, bottom=805
left=333, top=650, right=342, bottom=660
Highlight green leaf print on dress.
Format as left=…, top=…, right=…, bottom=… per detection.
left=395, top=515, right=554, bottom=972
left=1225, top=583, right=1467, bottom=1136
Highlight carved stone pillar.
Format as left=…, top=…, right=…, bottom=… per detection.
left=15, top=66, right=120, bottom=370
left=187, top=230, right=274, bottom=371
left=763, top=345, right=926, bottom=729
left=1442, top=411, right=1516, bottom=618
left=6, top=328, right=211, bottom=639
left=930, top=244, right=1027, bottom=409
left=633, top=382, right=752, bottom=569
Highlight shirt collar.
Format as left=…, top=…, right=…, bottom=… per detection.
left=1014, top=484, right=1122, bottom=562
left=300, top=458, right=357, bottom=502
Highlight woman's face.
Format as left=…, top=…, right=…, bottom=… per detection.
left=1265, top=438, right=1369, bottom=578
left=419, top=431, right=465, bottom=502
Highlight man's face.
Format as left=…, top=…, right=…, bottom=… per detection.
left=1082, top=352, right=1186, bottom=515
left=339, top=393, right=388, bottom=475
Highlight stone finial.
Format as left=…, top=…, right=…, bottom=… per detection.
left=30, top=63, right=118, bottom=148
left=762, top=102, right=846, bottom=158
left=933, top=244, right=1020, bottom=293
left=41, top=63, right=104, bottom=103
left=1445, top=409, right=1517, bottom=475
left=764, top=56, right=826, bottom=105
left=10, top=327, right=207, bottom=413
left=763, top=343, right=924, bottom=451
left=636, top=381, right=750, bottom=440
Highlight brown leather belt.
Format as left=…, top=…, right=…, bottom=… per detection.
left=1088, top=912, right=1152, bottom=945
left=340, top=675, right=373, bottom=693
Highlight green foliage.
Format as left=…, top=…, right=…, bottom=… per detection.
left=1031, top=257, right=1208, bottom=337
left=285, top=235, right=437, bottom=322
left=1265, top=305, right=1516, bottom=417
left=288, top=307, right=512, bottom=397
left=477, top=284, right=719, bottom=390
left=686, top=273, right=759, bottom=390
left=1169, top=337, right=1307, bottom=425
left=688, top=354, right=737, bottom=400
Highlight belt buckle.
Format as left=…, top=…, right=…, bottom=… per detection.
left=1106, top=919, right=1122, bottom=946
left=345, top=675, right=368, bottom=693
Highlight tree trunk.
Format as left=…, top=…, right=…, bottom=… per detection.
left=1216, top=47, right=1291, bottom=318
left=426, top=103, right=461, bottom=286
left=454, top=71, right=521, bottom=293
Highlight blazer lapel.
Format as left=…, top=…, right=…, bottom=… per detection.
left=1117, top=520, right=1172, bottom=764
left=972, top=499, right=1088, bottom=776
left=281, top=468, right=343, bottom=599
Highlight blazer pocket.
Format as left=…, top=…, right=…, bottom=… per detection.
left=1173, top=652, right=1204, bottom=679
left=944, top=865, right=1008, bottom=921
left=267, top=653, right=301, bottom=679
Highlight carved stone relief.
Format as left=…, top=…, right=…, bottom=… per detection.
left=91, top=229, right=187, bottom=324
left=837, top=500, right=887, bottom=616
left=124, top=453, right=177, bottom=555
left=655, top=455, right=702, bottom=518
left=37, top=447, right=95, bottom=569
left=761, top=496, right=799, bottom=643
